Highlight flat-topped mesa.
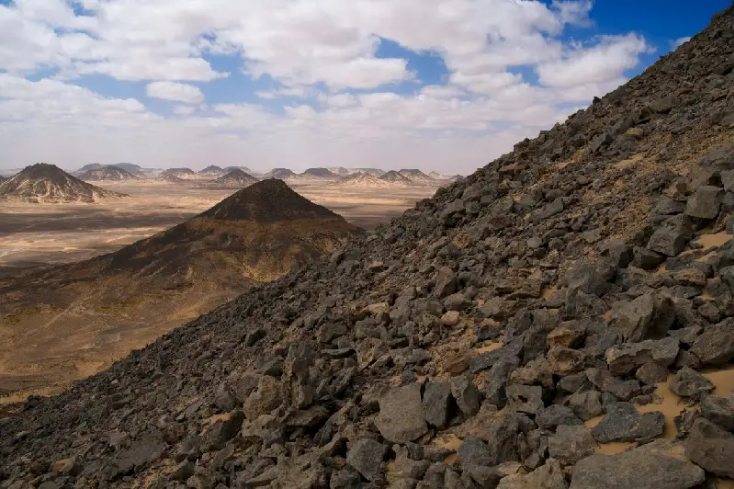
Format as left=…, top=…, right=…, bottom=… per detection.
left=0, top=163, right=128, bottom=203
left=78, top=166, right=139, bottom=181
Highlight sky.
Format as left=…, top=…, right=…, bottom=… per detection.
left=0, top=0, right=731, bottom=174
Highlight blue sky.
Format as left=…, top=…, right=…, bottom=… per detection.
left=0, top=0, right=730, bottom=173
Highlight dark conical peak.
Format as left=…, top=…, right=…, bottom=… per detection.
left=19, top=163, right=71, bottom=180
left=200, top=165, right=223, bottom=173
left=199, top=178, right=342, bottom=223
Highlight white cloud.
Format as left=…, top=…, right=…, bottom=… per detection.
left=173, top=105, right=197, bottom=115
left=0, top=0, right=659, bottom=175
left=146, top=81, right=205, bottom=104
left=536, top=34, right=649, bottom=89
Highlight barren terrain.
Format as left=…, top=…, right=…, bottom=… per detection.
left=0, top=179, right=441, bottom=271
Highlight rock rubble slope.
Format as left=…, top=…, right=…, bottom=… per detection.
left=3, top=4, right=734, bottom=489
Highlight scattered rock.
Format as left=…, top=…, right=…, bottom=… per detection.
left=347, top=438, right=388, bottom=482
left=684, top=417, right=734, bottom=479
left=669, top=367, right=715, bottom=400
left=375, top=384, right=429, bottom=443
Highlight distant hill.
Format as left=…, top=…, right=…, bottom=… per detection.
left=333, top=171, right=393, bottom=188
left=399, top=168, right=434, bottom=183
left=0, top=174, right=5, bottom=182
left=302, top=167, right=337, bottom=179
left=223, top=166, right=256, bottom=174
left=0, top=163, right=128, bottom=203
left=380, top=170, right=415, bottom=184
left=78, top=166, right=139, bottom=182
left=0, top=179, right=362, bottom=395
left=112, top=163, right=144, bottom=176
left=77, top=163, right=106, bottom=172
left=208, top=169, right=259, bottom=188
left=263, top=168, right=297, bottom=180
left=198, top=165, right=225, bottom=178
left=158, top=167, right=198, bottom=181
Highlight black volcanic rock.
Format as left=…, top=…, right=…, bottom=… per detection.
left=200, top=179, right=340, bottom=223
left=0, top=163, right=127, bottom=203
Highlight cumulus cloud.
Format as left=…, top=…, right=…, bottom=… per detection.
left=146, top=81, right=205, bottom=104
left=0, top=0, right=656, bottom=174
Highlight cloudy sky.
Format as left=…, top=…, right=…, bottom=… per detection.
left=0, top=0, right=729, bottom=174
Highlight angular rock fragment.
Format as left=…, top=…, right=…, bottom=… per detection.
left=570, top=440, right=705, bottom=489
left=375, top=383, right=429, bottom=443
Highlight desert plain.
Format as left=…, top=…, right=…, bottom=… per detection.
left=0, top=178, right=439, bottom=271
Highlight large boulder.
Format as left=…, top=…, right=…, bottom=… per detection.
left=684, top=417, right=734, bottom=479
left=375, top=383, right=429, bottom=443
left=347, top=438, right=388, bottom=482
left=701, top=395, right=734, bottom=432
left=647, top=214, right=693, bottom=257
left=421, top=381, right=453, bottom=429
left=549, top=425, right=596, bottom=465
left=605, top=337, right=679, bottom=375
left=569, top=440, right=705, bottom=489
left=609, top=293, right=674, bottom=342
left=690, top=321, right=734, bottom=365
left=669, top=367, right=715, bottom=400
left=685, top=185, right=723, bottom=219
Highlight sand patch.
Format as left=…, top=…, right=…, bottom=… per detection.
left=694, top=232, right=733, bottom=251
left=432, top=433, right=462, bottom=465
left=474, top=341, right=504, bottom=354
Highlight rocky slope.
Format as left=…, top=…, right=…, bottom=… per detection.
left=0, top=163, right=128, bottom=203
left=302, top=168, right=338, bottom=179
left=0, top=180, right=361, bottom=400
left=333, top=172, right=395, bottom=188
left=3, top=5, right=734, bottom=489
left=208, top=170, right=259, bottom=188
left=78, top=166, right=139, bottom=181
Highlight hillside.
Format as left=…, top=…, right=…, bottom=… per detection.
left=0, top=163, right=128, bottom=203
left=381, top=169, right=416, bottom=184
left=199, top=165, right=225, bottom=178
left=208, top=169, right=259, bottom=188
left=0, top=179, right=361, bottom=399
left=159, top=167, right=198, bottom=181
left=399, top=168, right=435, bottom=183
left=2, top=5, right=734, bottom=489
left=78, top=166, right=139, bottom=181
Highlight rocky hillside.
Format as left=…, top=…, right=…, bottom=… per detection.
left=399, top=169, right=435, bottom=184
left=0, top=163, right=127, bottom=203
left=333, top=172, right=395, bottom=188
left=78, top=166, right=139, bottom=181
left=3, top=5, right=734, bottom=489
left=0, top=180, right=361, bottom=400
left=209, top=169, right=259, bottom=188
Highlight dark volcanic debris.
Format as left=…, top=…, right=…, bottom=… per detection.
left=3, top=3, right=734, bottom=489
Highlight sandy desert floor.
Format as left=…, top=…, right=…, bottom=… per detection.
left=0, top=179, right=440, bottom=270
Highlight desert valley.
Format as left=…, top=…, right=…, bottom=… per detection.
left=2, top=2, right=734, bottom=489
